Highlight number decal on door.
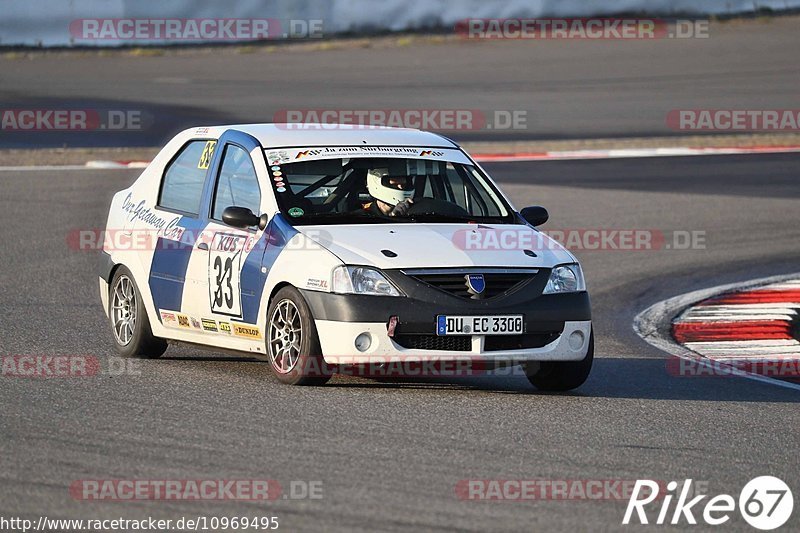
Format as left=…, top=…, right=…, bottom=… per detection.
left=212, top=256, right=234, bottom=309
left=198, top=140, right=217, bottom=169
left=209, top=233, right=245, bottom=317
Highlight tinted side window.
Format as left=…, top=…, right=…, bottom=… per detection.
left=444, top=163, right=503, bottom=217
left=212, top=145, right=261, bottom=220
left=158, top=140, right=214, bottom=216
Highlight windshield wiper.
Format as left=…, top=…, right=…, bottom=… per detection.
left=406, top=213, right=485, bottom=223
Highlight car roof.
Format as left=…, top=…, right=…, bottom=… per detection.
left=188, top=123, right=459, bottom=149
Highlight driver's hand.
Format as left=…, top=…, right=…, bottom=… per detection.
left=390, top=198, right=414, bottom=217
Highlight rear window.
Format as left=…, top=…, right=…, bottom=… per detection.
left=158, top=140, right=215, bottom=216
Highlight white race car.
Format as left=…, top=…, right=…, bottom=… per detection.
left=99, top=124, right=592, bottom=389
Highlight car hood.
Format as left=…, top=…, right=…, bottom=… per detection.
left=295, top=223, right=575, bottom=270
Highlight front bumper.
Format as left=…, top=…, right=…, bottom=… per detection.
left=300, top=278, right=592, bottom=363
left=315, top=318, right=592, bottom=364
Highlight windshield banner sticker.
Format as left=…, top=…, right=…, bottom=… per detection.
left=266, top=146, right=471, bottom=165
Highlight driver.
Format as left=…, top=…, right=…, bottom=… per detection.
left=364, top=169, right=415, bottom=216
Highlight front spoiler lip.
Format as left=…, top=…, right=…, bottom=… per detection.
left=315, top=320, right=593, bottom=363
left=299, top=288, right=591, bottom=332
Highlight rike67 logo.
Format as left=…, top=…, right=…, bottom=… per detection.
left=623, top=477, right=793, bottom=530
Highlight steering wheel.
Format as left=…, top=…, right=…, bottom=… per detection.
left=407, top=197, right=471, bottom=217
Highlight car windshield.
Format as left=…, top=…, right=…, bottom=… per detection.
left=265, top=156, right=513, bottom=225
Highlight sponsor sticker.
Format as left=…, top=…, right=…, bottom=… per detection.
left=177, top=314, right=191, bottom=328
left=267, top=150, right=290, bottom=165
left=160, top=311, right=177, bottom=325
left=120, top=193, right=184, bottom=240
left=201, top=319, right=218, bottom=332
left=288, top=207, right=304, bottom=217
left=267, top=146, right=471, bottom=164
left=198, top=140, right=217, bottom=169
left=306, top=278, right=328, bottom=290
left=218, top=322, right=232, bottom=335
left=209, top=233, right=246, bottom=317
left=233, top=324, right=262, bottom=339
left=190, top=317, right=202, bottom=330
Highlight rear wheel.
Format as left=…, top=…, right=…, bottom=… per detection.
left=266, top=286, right=331, bottom=385
left=109, top=266, right=167, bottom=358
left=523, top=331, right=593, bottom=391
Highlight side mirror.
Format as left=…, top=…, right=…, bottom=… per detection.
left=520, top=206, right=549, bottom=227
left=222, top=206, right=268, bottom=230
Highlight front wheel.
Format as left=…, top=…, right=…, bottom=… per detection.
left=266, top=286, right=332, bottom=386
left=523, top=331, right=593, bottom=392
left=109, top=266, right=167, bottom=358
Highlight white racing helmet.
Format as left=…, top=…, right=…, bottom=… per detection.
left=366, top=169, right=414, bottom=206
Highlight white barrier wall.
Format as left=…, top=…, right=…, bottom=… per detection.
left=1, top=0, right=798, bottom=46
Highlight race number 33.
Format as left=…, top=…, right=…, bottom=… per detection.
left=209, top=233, right=245, bottom=317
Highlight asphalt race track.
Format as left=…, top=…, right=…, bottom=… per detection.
left=1, top=153, right=798, bottom=531
left=2, top=16, right=799, bottom=147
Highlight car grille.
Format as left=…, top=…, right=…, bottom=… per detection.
left=392, top=331, right=562, bottom=352
left=404, top=269, right=538, bottom=300
left=484, top=332, right=561, bottom=351
left=392, top=334, right=472, bottom=351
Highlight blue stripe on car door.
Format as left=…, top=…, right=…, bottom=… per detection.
left=149, top=217, right=206, bottom=315
left=239, top=214, right=298, bottom=324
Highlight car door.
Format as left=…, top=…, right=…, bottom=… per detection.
left=183, top=131, right=273, bottom=336
left=146, top=138, right=217, bottom=327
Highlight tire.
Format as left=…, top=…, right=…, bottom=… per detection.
left=266, top=286, right=332, bottom=386
left=108, top=266, right=167, bottom=358
left=523, top=331, right=593, bottom=392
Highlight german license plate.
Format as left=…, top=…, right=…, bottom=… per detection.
left=436, top=315, right=524, bottom=336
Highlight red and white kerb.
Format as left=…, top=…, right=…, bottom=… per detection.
left=672, top=280, right=800, bottom=362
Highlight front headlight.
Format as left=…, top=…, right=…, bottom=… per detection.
left=331, top=266, right=402, bottom=296
left=543, top=264, right=586, bottom=294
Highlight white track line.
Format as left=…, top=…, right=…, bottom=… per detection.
left=473, top=145, right=800, bottom=162
left=633, top=272, right=800, bottom=392
left=0, top=165, right=96, bottom=171
left=685, top=343, right=800, bottom=357
left=0, top=161, right=149, bottom=172
left=679, top=314, right=796, bottom=322
left=1, top=144, right=799, bottom=171
left=85, top=161, right=149, bottom=169
left=685, top=303, right=800, bottom=311
left=760, top=281, right=800, bottom=289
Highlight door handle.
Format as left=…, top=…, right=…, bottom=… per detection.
left=197, top=242, right=209, bottom=251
